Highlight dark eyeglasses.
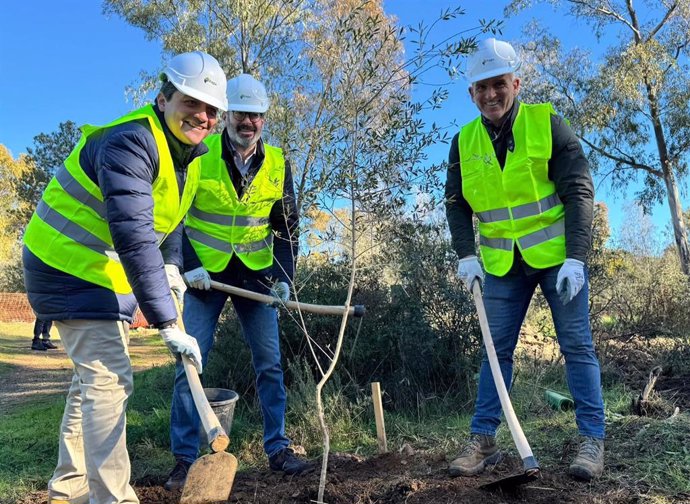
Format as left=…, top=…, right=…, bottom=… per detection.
left=231, top=111, right=265, bottom=122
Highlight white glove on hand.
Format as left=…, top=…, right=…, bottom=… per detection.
left=556, top=258, right=585, bottom=305
left=269, top=281, right=290, bottom=305
left=165, top=264, right=186, bottom=303
left=456, top=255, right=484, bottom=292
left=160, top=325, right=203, bottom=374
left=184, top=266, right=211, bottom=290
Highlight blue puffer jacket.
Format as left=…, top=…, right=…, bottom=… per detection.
left=23, top=104, right=207, bottom=327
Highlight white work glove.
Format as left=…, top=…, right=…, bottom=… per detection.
left=160, top=325, right=203, bottom=374
left=269, top=281, right=290, bottom=305
left=456, top=255, right=484, bottom=292
left=556, top=258, right=585, bottom=305
left=165, top=264, right=186, bottom=303
left=184, top=266, right=211, bottom=290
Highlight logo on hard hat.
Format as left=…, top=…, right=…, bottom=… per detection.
left=240, top=93, right=252, bottom=100
left=481, top=58, right=494, bottom=66
left=204, top=76, right=217, bottom=85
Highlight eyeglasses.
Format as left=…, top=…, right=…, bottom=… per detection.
left=231, top=111, right=265, bottom=122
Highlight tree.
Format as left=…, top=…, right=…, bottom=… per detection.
left=19, top=121, right=80, bottom=221
left=106, top=1, right=492, bottom=500
left=0, top=145, right=32, bottom=289
left=507, top=0, right=690, bottom=275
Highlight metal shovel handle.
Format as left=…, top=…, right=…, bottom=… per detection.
left=209, top=280, right=365, bottom=318
left=472, top=281, right=539, bottom=472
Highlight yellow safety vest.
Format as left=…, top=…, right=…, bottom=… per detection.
left=23, top=105, right=201, bottom=294
left=459, top=103, right=566, bottom=276
left=185, top=135, right=285, bottom=272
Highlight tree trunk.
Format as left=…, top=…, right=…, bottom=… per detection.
left=647, top=87, right=690, bottom=276
left=662, top=165, right=690, bottom=276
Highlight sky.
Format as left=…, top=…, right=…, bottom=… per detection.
left=0, top=0, right=683, bottom=246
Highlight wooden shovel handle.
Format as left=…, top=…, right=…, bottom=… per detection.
left=209, top=280, right=365, bottom=318
left=472, top=282, right=537, bottom=470
left=173, top=295, right=229, bottom=453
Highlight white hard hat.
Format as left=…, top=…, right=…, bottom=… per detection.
left=162, top=51, right=228, bottom=111
left=466, top=38, right=521, bottom=84
left=227, top=74, right=270, bottom=113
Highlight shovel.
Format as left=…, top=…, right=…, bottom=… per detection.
left=471, top=281, right=540, bottom=491
left=172, top=295, right=238, bottom=504
left=210, top=280, right=366, bottom=318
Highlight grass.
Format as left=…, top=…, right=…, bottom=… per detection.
left=0, top=397, right=65, bottom=500
left=0, top=324, right=689, bottom=503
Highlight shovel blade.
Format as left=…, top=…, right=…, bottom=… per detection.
left=180, top=452, right=238, bottom=504
left=480, top=468, right=540, bottom=491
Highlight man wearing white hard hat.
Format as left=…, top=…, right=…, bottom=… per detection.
left=22, top=51, right=227, bottom=504
left=164, top=73, right=305, bottom=490
left=445, top=38, right=605, bottom=480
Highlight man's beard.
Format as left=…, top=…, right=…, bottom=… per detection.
left=227, top=126, right=258, bottom=149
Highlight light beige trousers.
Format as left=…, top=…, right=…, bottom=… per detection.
left=48, top=319, right=139, bottom=504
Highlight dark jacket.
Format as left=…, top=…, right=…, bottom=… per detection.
left=182, top=131, right=299, bottom=295
left=23, top=104, right=207, bottom=327
left=445, top=100, right=594, bottom=269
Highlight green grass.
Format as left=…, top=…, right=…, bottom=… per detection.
left=1, top=338, right=689, bottom=504
left=0, top=397, right=65, bottom=501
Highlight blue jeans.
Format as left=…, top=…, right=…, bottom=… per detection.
left=170, top=288, right=290, bottom=463
left=470, top=264, right=605, bottom=440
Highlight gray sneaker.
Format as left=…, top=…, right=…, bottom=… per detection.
left=449, top=434, right=502, bottom=476
left=569, top=436, right=604, bottom=481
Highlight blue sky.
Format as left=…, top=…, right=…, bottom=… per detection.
left=0, top=0, right=682, bottom=245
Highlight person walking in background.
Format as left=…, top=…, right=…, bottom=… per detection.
left=444, top=38, right=605, bottom=481
left=22, top=51, right=227, bottom=504
left=31, top=318, right=56, bottom=351
left=164, top=73, right=307, bottom=492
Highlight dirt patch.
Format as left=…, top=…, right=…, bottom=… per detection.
left=18, top=450, right=689, bottom=504
left=601, top=336, right=690, bottom=412
left=0, top=326, right=171, bottom=415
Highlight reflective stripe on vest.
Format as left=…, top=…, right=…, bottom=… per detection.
left=479, top=219, right=565, bottom=251
left=36, top=200, right=119, bottom=261
left=23, top=105, right=201, bottom=294
left=476, top=193, right=563, bottom=223
left=460, top=102, right=566, bottom=276
left=186, top=227, right=274, bottom=254
left=188, top=206, right=270, bottom=227
left=186, top=135, right=285, bottom=272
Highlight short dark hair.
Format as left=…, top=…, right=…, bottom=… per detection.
left=159, top=80, right=178, bottom=100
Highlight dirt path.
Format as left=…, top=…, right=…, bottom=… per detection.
left=0, top=323, right=171, bottom=415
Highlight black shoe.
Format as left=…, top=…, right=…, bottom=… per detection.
left=164, top=459, right=192, bottom=491
left=269, top=447, right=313, bottom=475
left=31, top=339, right=47, bottom=351
left=42, top=339, right=58, bottom=350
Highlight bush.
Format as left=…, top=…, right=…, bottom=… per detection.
left=205, top=221, right=483, bottom=412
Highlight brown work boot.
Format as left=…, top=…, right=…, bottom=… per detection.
left=569, top=436, right=604, bottom=481
left=449, top=434, right=502, bottom=476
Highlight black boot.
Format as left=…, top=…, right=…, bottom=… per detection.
left=164, top=459, right=192, bottom=491
left=31, top=338, right=47, bottom=351
left=42, top=339, right=58, bottom=349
